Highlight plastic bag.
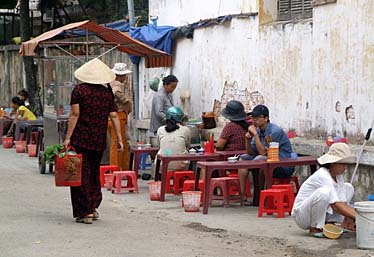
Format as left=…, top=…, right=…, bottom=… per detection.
left=54, top=146, right=82, bottom=187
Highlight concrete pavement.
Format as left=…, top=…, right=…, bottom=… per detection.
left=0, top=145, right=372, bottom=257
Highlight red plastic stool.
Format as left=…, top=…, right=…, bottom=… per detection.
left=165, top=170, right=195, bottom=195
left=258, top=189, right=291, bottom=218
left=209, top=177, right=243, bottom=207
left=182, top=180, right=205, bottom=206
left=272, top=184, right=295, bottom=210
left=272, top=176, right=300, bottom=195
left=228, top=173, right=251, bottom=198
left=100, top=165, right=120, bottom=188
left=104, top=173, right=114, bottom=191
left=111, top=171, right=138, bottom=194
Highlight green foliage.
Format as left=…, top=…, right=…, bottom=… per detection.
left=43, top=144, right=64, bottom=164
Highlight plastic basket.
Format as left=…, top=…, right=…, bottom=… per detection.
left=2, top=136, right=13, bottom=148
left=15, top=141, right=26, bottom=153
left=27, top=144, right=37, bottom=157
left=182, top=191, right=202, bottom=212
left=148, top=181, right=161, bottom=201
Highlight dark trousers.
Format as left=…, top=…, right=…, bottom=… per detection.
left=70, top=145, right=103, bottom=218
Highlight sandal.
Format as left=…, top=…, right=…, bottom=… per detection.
left=76, top=214, right=93, bottom=224
left=311, top=232, right=325, bottom=238
left=243, top=200, right=253, bottom=206
left=93, top=210, right=99, bottom=220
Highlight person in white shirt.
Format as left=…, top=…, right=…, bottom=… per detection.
left=156, top=106, right=191, bottom=171
left=292, top=143, right=356, bottom=237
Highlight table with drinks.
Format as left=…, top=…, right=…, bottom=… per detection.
left=195, top=159, right=269, bottom=214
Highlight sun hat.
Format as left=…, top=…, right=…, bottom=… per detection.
left=317, top=142, right=356, bottom=165
left=248, top=104, right=269, bottom=118
left=221, top=100, right=248, bottom=121
left=112, top=63, right=132, bottom=75
left=74, top=59, right=115, bottom=84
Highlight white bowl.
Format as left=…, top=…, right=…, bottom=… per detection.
left=144, top=144, right=151, bottom=149
left=189, top=149, right=197, bottom=154
left=227, top=157, right=238, bottom=163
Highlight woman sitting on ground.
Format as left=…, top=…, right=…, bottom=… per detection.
left=6, top=96, right=36, bottom=137
left=155, top=106, right=191, bottom=173
left=292, top=143, right=356, bottom=237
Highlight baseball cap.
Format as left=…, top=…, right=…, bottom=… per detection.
left=249, top=105, right=269, bottom=117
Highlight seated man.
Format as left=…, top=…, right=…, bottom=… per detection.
left=292, top=143, right=356, bottom=237
left=238, top=105, right=294, bottom=206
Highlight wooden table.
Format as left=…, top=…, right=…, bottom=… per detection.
left=14, top=119, right=43, bottom=141
left=266, top=156, right=318, bottom=188
left=196, top=160, right=269, bottom=214
left=24, top=120, right=44, bottom=145
left=155, top=153, right=222, bottom=202
left=129, top=146, right=159, bottom=176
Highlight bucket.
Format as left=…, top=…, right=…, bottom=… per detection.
left=182, top=191, right=202, bottom=212
left=2, top=136, right=13, bottom=148
left=148, top=181, right=161, bottom=201
left=354, top=201, right=374, bottom=249
left=27, top=144, right=37, bottom=157
left=15, top=141, right=26, bottom=153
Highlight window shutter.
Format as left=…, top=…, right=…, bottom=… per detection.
left=278, top=0, right=291, bottom=20
left=278, top=0, right=312, bottom=20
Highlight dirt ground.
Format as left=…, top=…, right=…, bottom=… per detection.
left=0, top=146, right=373, bottom=257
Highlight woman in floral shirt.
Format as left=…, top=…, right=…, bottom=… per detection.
left=64, top=59, right=123, bottom=224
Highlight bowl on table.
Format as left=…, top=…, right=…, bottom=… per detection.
left=227, top=157, right=238, bottom=163
left=189, top=149, right=197, bottom=154
left=144, top=143, right=152, bottom=149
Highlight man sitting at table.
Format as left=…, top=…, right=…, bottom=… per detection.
left=238, top=105, right=293, bottom=206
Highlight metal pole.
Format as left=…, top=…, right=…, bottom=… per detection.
left=127, top=0, right=135, bottom=26
left=127, top=0, right=140, bottom=121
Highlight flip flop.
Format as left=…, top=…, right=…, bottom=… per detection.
left=311, top=232, right=325, bottom=238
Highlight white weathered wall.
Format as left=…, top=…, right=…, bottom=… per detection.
left=141, top=0, right=374, bottom=142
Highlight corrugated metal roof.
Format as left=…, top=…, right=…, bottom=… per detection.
left=19, top=20, right=172, bottom=68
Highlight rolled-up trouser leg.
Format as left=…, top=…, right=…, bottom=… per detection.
left=294, top=187, right=331, bottom=230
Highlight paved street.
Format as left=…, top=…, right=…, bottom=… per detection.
left=0, top=146, right=372, bottom=257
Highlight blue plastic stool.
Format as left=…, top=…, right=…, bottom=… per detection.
left=139, top=153, right=152, bottom=170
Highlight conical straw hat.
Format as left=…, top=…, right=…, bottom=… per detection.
left=74, top=58, right=115, bottom=84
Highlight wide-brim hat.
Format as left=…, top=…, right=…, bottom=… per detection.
left=317, top=142, right=356, bottom=165
left=112, top=62, right=132, bottom=75
left=74, top=59, right=115, bottom=84
left=221, top=100, right=248, bottom=121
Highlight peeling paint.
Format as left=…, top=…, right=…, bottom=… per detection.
left=142, top=0, right=374, bottom=144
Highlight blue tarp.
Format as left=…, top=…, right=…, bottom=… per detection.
left=62, top=19, right=130, bottom=37
left=129, top=24, right=176, bottom=64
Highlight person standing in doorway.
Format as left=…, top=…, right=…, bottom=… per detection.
left=149, top=75, right=178, bottom=135
left=64, top=59, right=124, bottom=224
left=108, top=63, right=132, bottom=170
